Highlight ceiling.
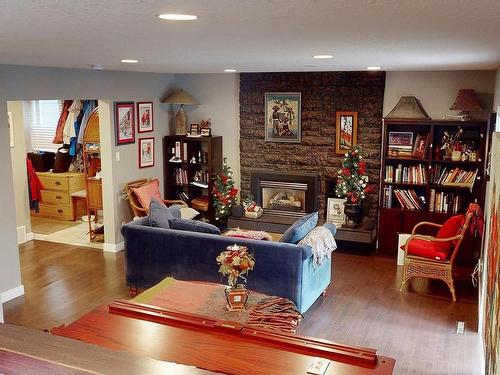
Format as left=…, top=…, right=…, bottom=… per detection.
left=0, top=0, right=499, bottom=73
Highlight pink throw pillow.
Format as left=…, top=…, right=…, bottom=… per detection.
left=131, top=180, right=162, bottom=209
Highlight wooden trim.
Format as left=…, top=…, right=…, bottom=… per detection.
left=108, top=300, right=379, bottom=366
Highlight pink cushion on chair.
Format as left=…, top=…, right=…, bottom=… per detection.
left=401, top=239, right=449, bottom=261
left=131, top=180, right=162, bottom=209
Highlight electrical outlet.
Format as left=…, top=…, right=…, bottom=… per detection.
left=456, top=321, right=465, bottom=334
left=115, top=151, right=120, bottom=161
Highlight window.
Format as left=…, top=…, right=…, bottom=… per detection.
left=24, top=100, right=63, bottom=152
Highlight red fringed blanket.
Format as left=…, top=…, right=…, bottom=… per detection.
left=132, top=278, right=302, bottom=334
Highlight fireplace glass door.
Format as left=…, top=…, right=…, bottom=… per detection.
left=260, top=181, right=307, bottom=217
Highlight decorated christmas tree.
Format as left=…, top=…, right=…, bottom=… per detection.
left=212, top=158, right=238, bottom=220
left=335, top=146, right=371, bottom=204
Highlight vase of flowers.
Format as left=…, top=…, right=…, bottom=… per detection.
left=335, top=146, right=372, bottom=228
left=441, top=128, right=463, bottom=160
left=216, top=244, right=255, bottom=311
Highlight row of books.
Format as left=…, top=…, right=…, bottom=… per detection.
left=393, top=189, right=425, bottom=210
left=171, top=141, right=189, bottom=162
left=174, top=168, right=189, bottom=185
left=384, top=164, right=427, bottom=184
left=432, top=166, right=477, bottom=186
left=429, top=190, right=461, bottom=214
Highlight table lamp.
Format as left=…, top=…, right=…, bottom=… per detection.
left=162, top=90, right=198, bottom=135
left=449, top=89, right=482, bottom=121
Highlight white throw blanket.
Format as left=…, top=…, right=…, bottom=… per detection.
left=298, top=226, right=337, bottom=268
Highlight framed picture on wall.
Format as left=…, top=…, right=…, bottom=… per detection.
left=335, top=111, right=358, bottom=154
left=137, top=101, right=153, bottom=133
left=326, top=197, right=346, bottom=226
left=265, top=92, right=301, bottom=143
left=138, top=137, right=155, bottom=168
left=114, top=102, right=135, bottom=145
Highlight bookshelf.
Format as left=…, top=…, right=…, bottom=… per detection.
left=377, top=119, right=490, bottom=265
left=163, top=135, right=223, bottom=223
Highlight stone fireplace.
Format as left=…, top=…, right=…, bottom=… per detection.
left=251, top=171, right=319, bottom=219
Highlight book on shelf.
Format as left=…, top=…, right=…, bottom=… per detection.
left=384, top=163, right=427, bottom=184
left=177, top=191, right=190, bottom=202
left=432, top=166, right=477, bottom=188
left=382, top=185, right=393, bottom=208
left=392, top=189, right=425, bottom=210
left=174, top=168, right=189, bottom=185
left=387, top=131, right=415, bottom=158
left=429, top=189, right=461, bottom=214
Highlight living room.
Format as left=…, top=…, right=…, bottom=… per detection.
left=0, top=2, right=499, bottom=374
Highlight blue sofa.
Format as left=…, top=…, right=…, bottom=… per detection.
left=121, top=217, right=334, bottom=313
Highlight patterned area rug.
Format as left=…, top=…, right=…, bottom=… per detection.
left=132, top=278, right=302, bottom=334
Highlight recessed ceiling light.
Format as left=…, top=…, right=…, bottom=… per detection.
left=121, top=59, right=138, bottom=64
left=313, top=55, right=333, bottom=59
left=158, top=14, right=198, bottom=21
left=88, top=64, right=104, bottom=70
left=224, top=69, right=237, bottom=73
left=367, top=66, right=381, bottom=70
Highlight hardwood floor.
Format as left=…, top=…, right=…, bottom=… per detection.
left=4, top=240, right=480, bottom=374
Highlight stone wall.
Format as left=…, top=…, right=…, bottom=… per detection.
left=239, top=71, right=386, bottom=219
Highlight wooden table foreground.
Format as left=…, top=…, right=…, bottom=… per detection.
left=50, top=300, right=395, bottom=375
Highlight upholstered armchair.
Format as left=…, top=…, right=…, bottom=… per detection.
left=400, top=203, right=482, bottom=301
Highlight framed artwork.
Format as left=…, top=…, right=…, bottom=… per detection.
left=189, top=123, right=200, bottom=135
left=326, top=198, right=346, bottom=226
left=265, top=92, right=301, bottom=143
left=200, top=127, right=211, bottom=137
left=137, top=101, right=153, bottom=133
left=8, top=111, right=14, bottom=148
left=138, top=137, right=155, bottom=168
left=114, top=102, right=135, bottom=145
left=335, top=111, right=358, bottom=154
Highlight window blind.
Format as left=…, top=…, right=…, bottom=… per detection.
left=24, top=100, right=63, bottom=152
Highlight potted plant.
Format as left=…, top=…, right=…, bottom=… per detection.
left=335, top=146, right=372, bottom=228
left=216, top=244, right=255, bottom=311
left=212, top=158, right=238, bottom=226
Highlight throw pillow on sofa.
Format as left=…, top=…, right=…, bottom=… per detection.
left=149, top=198, right=175, bottom=229
left=279, top=212, right=319, bottom=244
left=170, top=218, right=221, bottom=235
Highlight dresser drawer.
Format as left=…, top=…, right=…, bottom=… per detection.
left=38, top=175, right=70, bottom=191
left=37, top=203, right=74, bottom=221
left=40, top=190, right=70, bottom=205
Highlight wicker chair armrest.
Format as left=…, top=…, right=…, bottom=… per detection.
left=163, top=199, right=188, bottom=207
left=411, top=221, right=443, bottom=234
left=129, top=200, right=148, bottom=213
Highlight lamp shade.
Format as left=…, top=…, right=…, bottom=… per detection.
left=385, top=96, right=430, bottom=120
left=162, top=90, right=198, bottom=105
left=450, top=89, right=482, bottom=112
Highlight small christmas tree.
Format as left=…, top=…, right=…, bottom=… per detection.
left=335, top=146, right=370, bottom=204
left=213, top=158, right=238, bottom=220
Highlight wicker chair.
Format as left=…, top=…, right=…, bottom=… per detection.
left=124, top=178, right=187, bottom=217
left=400, top=204, right=480, bottom=301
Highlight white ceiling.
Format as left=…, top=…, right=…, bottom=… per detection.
left=0, top=0, right=499, bottom=73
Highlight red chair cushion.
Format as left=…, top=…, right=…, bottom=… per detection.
left=435, top=214, right=464, bottom=252
left=401, top=238, right=449, bottom=261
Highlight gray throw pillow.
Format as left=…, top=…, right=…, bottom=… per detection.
left=170, top=218, right=221, bottom=235
left=149, top=198, right=174, bottom=229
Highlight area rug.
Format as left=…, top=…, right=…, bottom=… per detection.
left=132, top=277, right=302, bottom=334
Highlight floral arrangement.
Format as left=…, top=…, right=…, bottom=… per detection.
left=212, top=158, right=238, bottom=220
left=242, top=194, right=261, bottom=213
left=441, top=128, right=463, bottom=156
left=216, top=245, right=255, bottom=287
left=335, top=146, right=371, bottom=204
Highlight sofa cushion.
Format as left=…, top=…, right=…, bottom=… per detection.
left=132, top=179, right=162, bottom=209
left=280, top=212, right=319, bottom=244
left=170, top=218, right=221, bottom=235
left=402, top=238, right=449, bottom=261
left=149, top=198, right=174, bottom=229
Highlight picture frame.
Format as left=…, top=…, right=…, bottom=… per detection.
left=326, top=197, right=346, bottom=226
left=114, top=102, right=135, bottom=145
left=8, top=111, right=14, bottom=148
left=189, top=123, right=200, bottom=135
left=335, top=111, right=358, bottom=154
left=412, top=132, right=430, bottom=159
left=200, top=127, right=212, bottom=137
left=265, top=92, right=301, bottom=143
left=137, top=101, right=153, bottom=133
left=138, top=137, right=155, bottom=168
left=388, top=131, right=414, bottom=157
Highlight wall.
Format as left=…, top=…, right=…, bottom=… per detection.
left=7, top=102, right=31, bottom=240
left=384, top=71, right=495, bottom=119
left=0, top=64, right=175, bottom=298
left=174, top=74, right=240, bottom=189
left=239, top=72, right=386, bottom=218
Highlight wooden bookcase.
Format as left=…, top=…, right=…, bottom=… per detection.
left=377, top=119, right=490, bottom=265
left=163, top=135, right=223, bottom=222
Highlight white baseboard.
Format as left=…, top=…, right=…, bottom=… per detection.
left=16, top=226, right=34, bottom=244
left=0, top=284, right=25, bottom=303
left=103, top=241, right=124, bottom=253
left=26, top=232, right=34, bottom=241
